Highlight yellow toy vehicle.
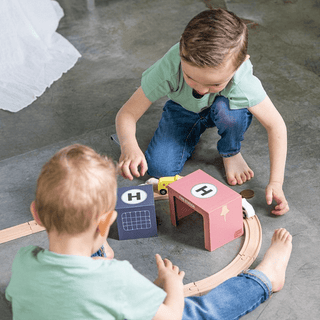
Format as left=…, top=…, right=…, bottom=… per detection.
left=158, top=175, right=182, bottom=195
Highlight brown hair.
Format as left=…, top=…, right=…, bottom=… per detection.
left=180, top=8, right=248, bottom=70
left=35, top=144, right=117, bottom=235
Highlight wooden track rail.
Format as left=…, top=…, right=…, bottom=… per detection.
left=0, top=220, right=45, bottom=244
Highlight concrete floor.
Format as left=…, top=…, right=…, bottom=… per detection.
left=1, top=0, right=320, bottom=319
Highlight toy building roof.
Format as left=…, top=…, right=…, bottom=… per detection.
left=116, top=184, right=155, bottom=210
left=168, top=169, right=241, bottom=213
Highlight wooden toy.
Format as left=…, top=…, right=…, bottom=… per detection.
left=167, top=169, right=243, bottom=252
left=0, top=220, right=45, bottom=245
left=157, top=175, right=182, bottom=195
left=115, top=184, right=157, bottom=240
left=240, top=189, right=255, bottom=199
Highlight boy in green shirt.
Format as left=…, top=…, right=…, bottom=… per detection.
left=6, top=144, right=292, bottom=319
left=116, top=8, right=289, bottom=215
left=5, top=144, right=182, bottom=319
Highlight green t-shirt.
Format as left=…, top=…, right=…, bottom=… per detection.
left=141, top=43, right=266, bottom=113
left=6, top=246, right=166, bottom=320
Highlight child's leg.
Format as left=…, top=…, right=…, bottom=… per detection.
left=211, top=96, right=253, bottom=157
left=183, top=270, right=271, bottom=320
left=183, top=229, right=292, bottom=320
left=210, top=96, right=254, bottom=185
left=145, top=100, right=206, bottom=178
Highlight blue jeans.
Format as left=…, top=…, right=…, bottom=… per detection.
left=145, top=97, right=252, bottom=178
left=183, top=269, right=272, bottom=320
left=91, top=245, right=107, bottom=258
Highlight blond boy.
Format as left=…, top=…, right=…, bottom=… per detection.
left=5, top=145, right=184, bottom=320
left=6, top=144, right=292, bottom=319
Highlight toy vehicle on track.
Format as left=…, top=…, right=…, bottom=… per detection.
left=158, top=175, right=182, bottom=195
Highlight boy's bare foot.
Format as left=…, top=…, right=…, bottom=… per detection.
left=145, top=177, right=159, bottom=186
left=222, top=153, right=254, bottom=185
left=145, top=177, right=159, bottom=193
left=255, top=228, right=292, bottom=292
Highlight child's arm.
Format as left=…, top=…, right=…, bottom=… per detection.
left=115, top=87, right=152, bottom=180
left=153, top=254, right=185, bottom=320
left=249, top=96, right=289, bottom=215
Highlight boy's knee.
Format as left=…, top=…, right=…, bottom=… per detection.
left=214, top=96, right=231, bottom=116
left=213, top=97, right=251, bottom=129
left=145, top=150, right=181, bottom=178
left=146, top=158, right=178, bottom=178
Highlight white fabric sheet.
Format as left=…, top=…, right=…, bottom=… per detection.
left=0, top=0, right=81, bottom=112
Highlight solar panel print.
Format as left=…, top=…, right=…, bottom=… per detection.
left=121, top=210, right=152, bottom=231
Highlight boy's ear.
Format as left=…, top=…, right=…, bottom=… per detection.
left=244, top=54, right=250, bottom=62
left=30, top=201, right=44, bottom=227
left=98, top=210, right=117, bottom=236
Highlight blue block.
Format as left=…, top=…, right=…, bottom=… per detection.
left=116, top=184, right=157, bottom=240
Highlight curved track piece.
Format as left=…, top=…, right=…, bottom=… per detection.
left=183, top=214, right=262, bottom=297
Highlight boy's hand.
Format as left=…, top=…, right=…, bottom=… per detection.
left=266, top=182, right=289, bottom=215
left=153, top=254, right=185, bottom=320
left=154, top=254, right=185, bottom=290
left=119, top=146, right=148, bottom=180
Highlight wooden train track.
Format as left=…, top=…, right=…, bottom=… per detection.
left=0, top=220, right=45, bottom=245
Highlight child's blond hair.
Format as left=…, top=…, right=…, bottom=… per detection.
left=180, top=8, right=248, bottom=70
left=35, top=144, right=117, bottom=234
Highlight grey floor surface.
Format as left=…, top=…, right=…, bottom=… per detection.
left=1, top=0, right=320, bottom=319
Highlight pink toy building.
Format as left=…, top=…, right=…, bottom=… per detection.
left=167, top=169, right=243, bottom=252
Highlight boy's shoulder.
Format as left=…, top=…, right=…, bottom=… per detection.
left=223, top=59, right=267, bottom=109
left=143, top=42, right=180, bottom=76
left=13, top=245, right=42, bottom=261
left=233, top=59, right=254, bottom=84
left=141, top=43, right=182, bottom=102
left=166, top=42, right=180, bottom=57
